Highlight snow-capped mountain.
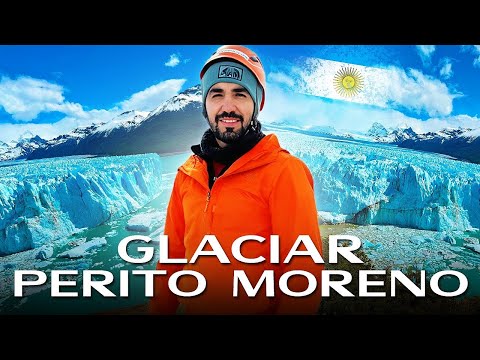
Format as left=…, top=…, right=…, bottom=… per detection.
left=398, top=127, right=480, bottom=163
left=366, top=124, right=480, bottom=164
left=24, top=85, right=207, bottom=160
left=366, top=122, right=388, bottom=138
left=149, top=85, right=202, bottom=115
left=5, top=83, right=480, bottom=165
left=366, top=122, right=418, bottom=143
left=272, top=120, right=480, bottom=164
left=94, top=110, right=149, bottom=135
left=0, top=133, right=47, bottom=161
left=0, top=140, right=11, bottom=153
left=385, top=127, right=418, bottom=143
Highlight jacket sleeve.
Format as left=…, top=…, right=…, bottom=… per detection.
left=149, top=172, right=186, bottom=314
left=268, top=157, right=324, bottom=314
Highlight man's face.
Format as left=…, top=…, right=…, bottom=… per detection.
left=205, top=82, right=254, bottom=148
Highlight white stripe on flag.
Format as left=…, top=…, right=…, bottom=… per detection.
left=295, top=57, right=392, bottom=107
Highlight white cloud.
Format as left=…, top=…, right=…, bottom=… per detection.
left=261, top=82, right=419, bottom=132
left=261, top=83, right=479, bottom=135
left=118, top=79, right=186, bottom=112
left=460, top=45, right=480, bottom=68
left=0, top=76, right=84, bottom=121
left=416, top=45, right=436, bottom=67
left=268, top=72, right=295, bottom=87
left=387, top=68, right=458, bottom=117
left=291, top=57, right=460, bottom=117
left=165, top=54, right=180, bottom=67
left=0, top=109, right=116, bottom=143
left=0, top=78, right=186, bottom=143
left=416, top=114, right=480, bottom=133
left=439, top=58, right=453, bottom=79
left=473, top=45, right=480, bottom=68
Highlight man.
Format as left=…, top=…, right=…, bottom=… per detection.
left=150, top=45, right=323, bottom=315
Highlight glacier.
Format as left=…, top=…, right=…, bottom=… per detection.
left=0, top=154, right=163, bottom=256
left=2, top=130, right=480, bottom=314
left=1, top=129, right=480, bottom=257
left=273, top=130, right=480, bottom=232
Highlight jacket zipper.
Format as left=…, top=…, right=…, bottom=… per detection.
left=204, top=190, right=211, bottom=212
left=192, top=151, right=269, bottom=215
left=204, top=174, right=220, bottom=212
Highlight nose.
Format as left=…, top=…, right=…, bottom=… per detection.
left=219, top=94, right=237, bottom=113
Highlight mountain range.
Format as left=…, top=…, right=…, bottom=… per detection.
left=266, top=120, right=480, bottom=164
left=365, top=122, right=480, bottom=163
left=0, top=85, right=207, bottom=161
left=1, top=85, right=480, bottom=164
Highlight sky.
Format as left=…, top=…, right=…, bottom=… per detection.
left=0, top=44, right=480, bottom=143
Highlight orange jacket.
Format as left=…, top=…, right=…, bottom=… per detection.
left=150, top=133, right=323, bottom=315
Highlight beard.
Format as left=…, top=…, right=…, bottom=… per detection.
left=210, top=111, right=249, bottom=145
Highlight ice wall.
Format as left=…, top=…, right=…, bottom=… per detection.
left=0, top=154, right=164, bottom=255
left=275, top=130, right=480, bottom=232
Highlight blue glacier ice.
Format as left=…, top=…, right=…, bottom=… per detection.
left=2, top=129, right=480, bottom=258
left=0, top=154, right=163, bottom=256
left=273, top=130, right=480, bottom=232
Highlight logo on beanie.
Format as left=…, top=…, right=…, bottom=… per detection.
left=218, top=65, right=243, bottom=81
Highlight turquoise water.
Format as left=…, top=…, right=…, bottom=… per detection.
left=444, top=230, right=480, bottom=298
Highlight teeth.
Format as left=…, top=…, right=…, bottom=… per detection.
left=222, top=120, right=238, bottom=123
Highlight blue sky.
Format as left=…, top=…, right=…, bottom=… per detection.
left=0, top=44, right=479, bottom=143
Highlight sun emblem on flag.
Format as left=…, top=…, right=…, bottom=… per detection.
left=333, top=66, right=364, bottom=97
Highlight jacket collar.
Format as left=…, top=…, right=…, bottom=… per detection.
left=179, top=133, right=288, bottom=183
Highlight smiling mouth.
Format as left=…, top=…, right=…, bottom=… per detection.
left=220, top=119, right=240, bottom=124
